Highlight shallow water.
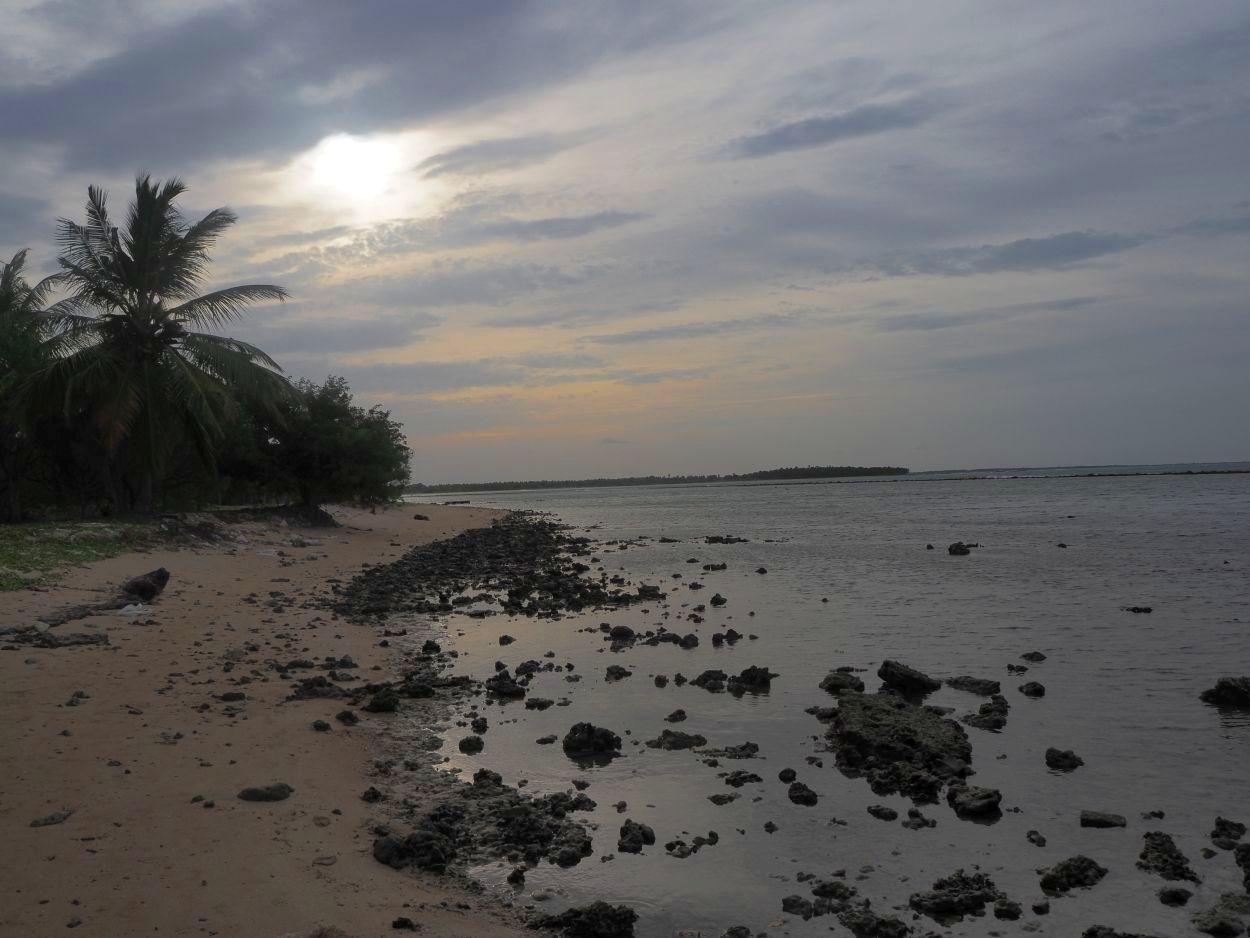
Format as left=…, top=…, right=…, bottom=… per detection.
left=406, top=472, right=1250, bottom=936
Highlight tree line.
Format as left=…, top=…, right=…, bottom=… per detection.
left=407, top=465, right=909, bottom=494
left=1, top=176, right=411, bottom=521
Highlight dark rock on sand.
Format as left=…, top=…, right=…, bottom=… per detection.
left=728, top=665, right=776, bottom=692
left=372, top=830, right=456, bottom=873
left=1191, top=894, right=1250, bottom=937
left=867, top=804, right=898, bottom=821
left=122, top=567, right=170, bottom=601
left=1046, top=747, right=1084, bottom=771
left=664, top=709, right=687, bottom=723
left=946, top=784, right=1002, bottom=819
left=1021, top=651, right=1047, bottom=662
left=238, top=783, right=294, bottom=802
left=617, top=819, right=656, bottom=854
left=563, top=723, right=622, bottom=757
left=30, top=809, right=74, bottom=828
left=837, top=908, right=910, bottom=938
left=459, top=735, right=484, bottom=754
left=1159, top=886, right=1194, bottom=906
left=312, top=719, right=331, bottom=732
left=994, top=898, right=1023, bottom=920
left=946, top=676, right=1000, bottom=696
left=909, top=869, right=1005, bottom=922
left=1201, top=677, right=1250, bottom=708
left=1212, top=816, right=1247, bottom=849
left=364, top=686, right=400, bottom=713
left=781, top=895, right=814, bottom=919
left=878, top=659, right=941, bottom=695
left=335, top=709, right=358, bottom=725
left=1027, top=829, right=1047, bottom=847
left=820, top=671, right=865, bottom=696
left=787, top=782, right=819, bottom=806
left=1040, top=855, right=1108, bottom=893
left=1137, top=831, right=1200, bottom=882
left=646, top=729, right=707, bottom=751
left=605, top=665, right=631, bottom=681
left=948, top=542, right=972, bottom=556
left=691, top=669, right=727, bottom=691
left=1019, top=681, right=1046, bottom=697
left=1081, top=810, right=1127, bottom=828
left=724, top=770, right=763, bottom=788
left=828, top=691, right=972, bottom=803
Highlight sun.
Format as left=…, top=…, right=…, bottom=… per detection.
left=306, top=133, right=402, bottom=201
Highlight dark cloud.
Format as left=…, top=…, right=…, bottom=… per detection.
left=1169, top=213, right=1250, bottom=237
left=877, top=231, right=1147, bottom=277
left=724, top=99, right=932, bottom=159
left=872, top=297, right=1103, bottom=332
left=233, top=310, right=440, bottom=356
left=0, top=0, right=718, bottom=171
left=0, top=190, right=54, bottom=251
left=584, top=313, right=803, bottom=345
left=416, top=133, right=585, bottom=177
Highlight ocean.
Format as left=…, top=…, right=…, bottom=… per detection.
left=405, top=465, right=1250, bottom=936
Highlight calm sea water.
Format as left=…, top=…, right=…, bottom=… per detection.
left=406, top=468, right=1250, bottom=937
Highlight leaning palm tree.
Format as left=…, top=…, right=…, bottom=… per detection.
left=32, top=175, right=290, bottom=512
left=0, top=249, right=60, bottom=519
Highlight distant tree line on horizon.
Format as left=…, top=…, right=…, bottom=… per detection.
left=407, top=465, right=910, bottom=494
left=0, top=177, right=410, bottom=521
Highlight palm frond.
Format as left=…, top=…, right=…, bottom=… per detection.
left=165, top=284, right=289, bottom=328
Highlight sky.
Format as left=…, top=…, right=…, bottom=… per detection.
left=1, top=0, right=1248, bottom=482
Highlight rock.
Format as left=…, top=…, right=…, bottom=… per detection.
left=485, top=669, right=526, bottom=699
left=1045, top=747, right=1084, bottom=771
left=1237, top=844, right=1250, bottom=891
left=1033, top=901, right=1050, bottom=915
left=827, top=692, right=972, bottom=803
left=372, top=829, right=456, bottom=874
left=364, top=686, right=400, bottom=713
left=1040, top=855, right=1108, bottom=893
left=238, top=783, right=294, bottom=802
left=664, top=709, right=686, bottom=723
left=121, top=568, right=170, bottom=601
left=562, top=723, right=622, bottom=757
left=787, top=782, right=819, bottom=806
left=1159, top=886, right=1194, bottom=906
left=781, top=895, right=814, bottom=919
left=994, top=898, right=1022, bottom=920
left=609, top=625, right=635, bottom=641
left=1192, top=894, right=1250, bottom=937
left=867, top=804, right=898, bottom=821
left=709, top=593, right=727, bottom=607
left=691, top=669, right=727, bottom=691
left=1018, top=681, right=1046, bottom=697
left=1021, top=651, right=1047, bottom=662
left=778, top=768, right=797, bottom=783
left=30, top=809, right=74, bottom=828
left=412, top=513, right=429, bottom=520
left=392, top=916, right=418, bottom=930
left=1137, top=831, right=1200, bottom=882
left=525, top=697, right=555, bottom=711
left=877, top=659, right=941, bottom=695
left=945, top=676, right=1000, bottom=696
left=498, top=634, right=515, bottom=646
left=536, top=735, right=558, bottom=745
left=902, top=807, right=936, bottom=829
left=837, top=908, right=911, bottom=938
left=533, top=901, right=638, bottom=937
left=646, top=729, right=707, bottom=750
left=1212, top=816, right=1247, bottom=849
left=605, top=665, right=631, bottom=681
left=1027, top=829, right=1047, bottom=847
left=819, top=670, right=865, bottom=697
left=459, top=735, right=484, bottom=754
left=679, top=633, right=700, bottom=649
left=312, top=719, right=331, bottom=732
left=1201, top=678, right=1250, bottom=708
left=617, top=819, right=656, bottom=854
left=961, top=694, right=1010, bottom=731
left=724, top=770, right=762, bottom=788
left=946, top=784, right=1002, bottom=819
left=947, top=542, right=972, bottom=556
left=1080, top=810, right=1127, bottom=828
left=335, top=709, right=358, bottom=725
left=653, top=675, right=669, bottom=688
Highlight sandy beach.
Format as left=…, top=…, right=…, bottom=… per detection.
left=0, top=504, right=528, bottom=938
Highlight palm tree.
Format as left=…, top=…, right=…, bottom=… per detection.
left=0, top=249, right=59, bottom=519
left=32, top=175, right=290, bottom=512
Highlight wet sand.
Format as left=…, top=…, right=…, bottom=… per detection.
left=0, top=504, right=526, bottom=938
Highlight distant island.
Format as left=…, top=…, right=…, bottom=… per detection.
left=405, top=465, right=909, bottom=494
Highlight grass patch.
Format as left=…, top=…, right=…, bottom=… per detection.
left=0, top=521, right=159, bottom=591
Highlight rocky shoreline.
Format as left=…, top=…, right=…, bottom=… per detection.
left=327, top=511, right=1250, bottom=938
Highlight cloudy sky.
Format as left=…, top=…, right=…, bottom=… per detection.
left=2, top=0, right=1248, bottom=481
